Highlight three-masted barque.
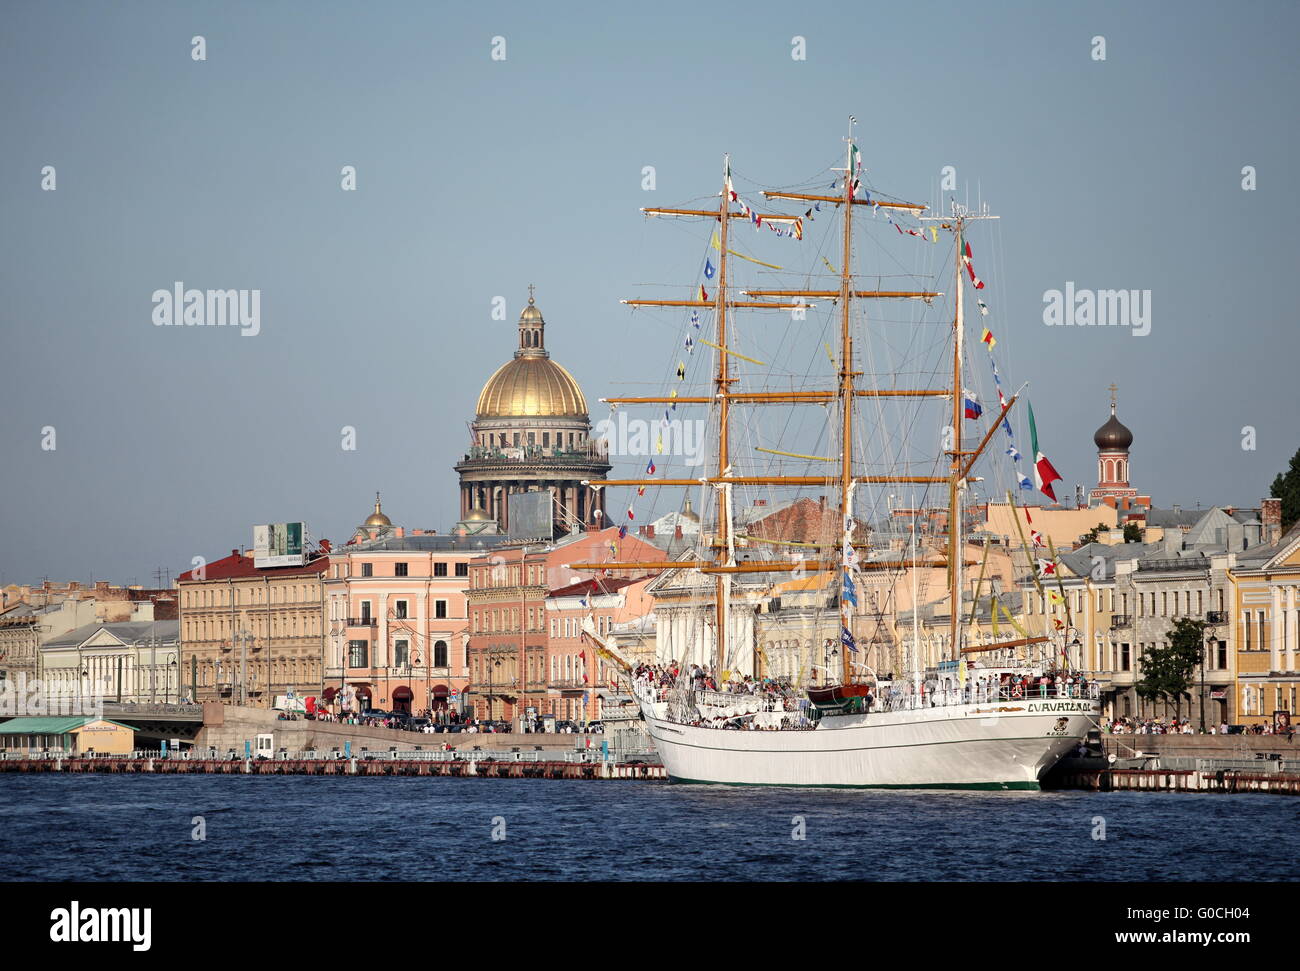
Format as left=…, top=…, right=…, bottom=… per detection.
left=575, top=121, right=1100, bottom=788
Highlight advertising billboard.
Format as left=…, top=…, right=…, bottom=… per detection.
left=253, top=522, right=306, bottom=568
left=508, top=491, right=554, bottom=540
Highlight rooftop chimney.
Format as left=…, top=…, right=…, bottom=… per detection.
left=395, top=527, right=405, bottom=538
left=1262, top=498, right=1282, bottom=544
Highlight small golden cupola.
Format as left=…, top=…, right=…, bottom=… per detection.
left=364, top=492, right=392, bottom=527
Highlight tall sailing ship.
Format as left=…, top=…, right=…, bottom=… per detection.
left=576, top=121, right=1100, bottom=789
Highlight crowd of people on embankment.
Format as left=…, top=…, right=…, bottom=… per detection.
left=1104, top=716, right=1294, bottom=738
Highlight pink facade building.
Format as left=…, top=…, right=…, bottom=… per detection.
left=323, top=498, right=508, bottom=714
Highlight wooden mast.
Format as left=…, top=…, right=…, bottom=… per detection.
left=948, top=217, right=965, bottom=662
left=837, top=120, right=856, bottom=687
left=715, top=155, right=733, bottom=681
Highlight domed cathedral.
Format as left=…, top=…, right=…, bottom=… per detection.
left=1088, top=384, right=1139, bottom=507
left=454, top=288, right=611, bottom=534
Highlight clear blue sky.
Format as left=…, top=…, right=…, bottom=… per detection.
left=1, top=0, right=1296, bottom=585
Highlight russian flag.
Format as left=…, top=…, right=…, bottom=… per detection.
left=964, top=396, right=983, bottom=419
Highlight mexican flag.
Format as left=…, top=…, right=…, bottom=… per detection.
left=963, top=241, right=985, bottom=289
left=1028, top=402, right=1063, bottom=502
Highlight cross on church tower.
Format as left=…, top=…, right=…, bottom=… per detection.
left=528, top=282, right=536, bottom=304
left=1108, top=382, right=1118, bottom=414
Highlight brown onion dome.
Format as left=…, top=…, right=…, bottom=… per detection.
left=1094, top=413, right=1133, bottom=450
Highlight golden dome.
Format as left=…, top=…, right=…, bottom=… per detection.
left=463, top=505, right=491, bottom=522
left=680, top=497, right=701, bottom=523
left=364, top=492, right=392, bottom=527
left=476, top=356, right=588, bottom=418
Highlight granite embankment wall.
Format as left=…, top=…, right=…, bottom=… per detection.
left=194, top=704, right=600, bottom=754
left=1103, top=733, right=1298, bottom=760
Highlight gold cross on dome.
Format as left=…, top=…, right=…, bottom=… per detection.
left=528, top=283, right=536, bottom=304
left=1108, top=383, right=1118, bottom=412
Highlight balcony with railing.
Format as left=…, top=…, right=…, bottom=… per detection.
left=346, top=617, right=377, bottom=628
left=458, top=441, right=608, bottom=466
left=1111, top=614, right=1132, bottom=628
left=548, top=678, right=589, bottom=690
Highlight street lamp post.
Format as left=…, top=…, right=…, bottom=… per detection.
left=165, top=653, right=177, bottom=705
left=1202, top=626, right=1217, bottom=734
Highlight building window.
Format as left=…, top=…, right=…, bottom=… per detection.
left=455, top=562, right=468, bottom=577
left=434, top=562, right=448, bottom=577
left=395, top=600, right=408, bottom=619
left=394, top=640, right=409, bottom=667
left=435, top=600, right=447, bottom=619
left=1120, top=643, right=1131, bottom=672
left=434, top=640, right=448, bottom=667
left=348, top=642, right=368, bottom=668
left=395, top=562, right=408, bottom=577
left=361, top=563, right=373, bottom=578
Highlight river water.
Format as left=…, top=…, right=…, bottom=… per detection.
left=1, top=775, right=1294, bottom=881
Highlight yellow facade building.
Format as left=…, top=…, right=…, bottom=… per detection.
left=1230, top=522, right=1300, bottom=728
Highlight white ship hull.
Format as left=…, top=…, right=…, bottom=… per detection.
left=641, top=696, right=1100, bottom=790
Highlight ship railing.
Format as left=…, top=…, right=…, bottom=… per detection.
left=875, top=682, right=1101, bottom=712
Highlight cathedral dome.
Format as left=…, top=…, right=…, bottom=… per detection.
left=476, top=356, right=588, bottom=418
left=474, top=291, right=589, bottom=418
left=1094, top=413, right=1133, bottom=451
